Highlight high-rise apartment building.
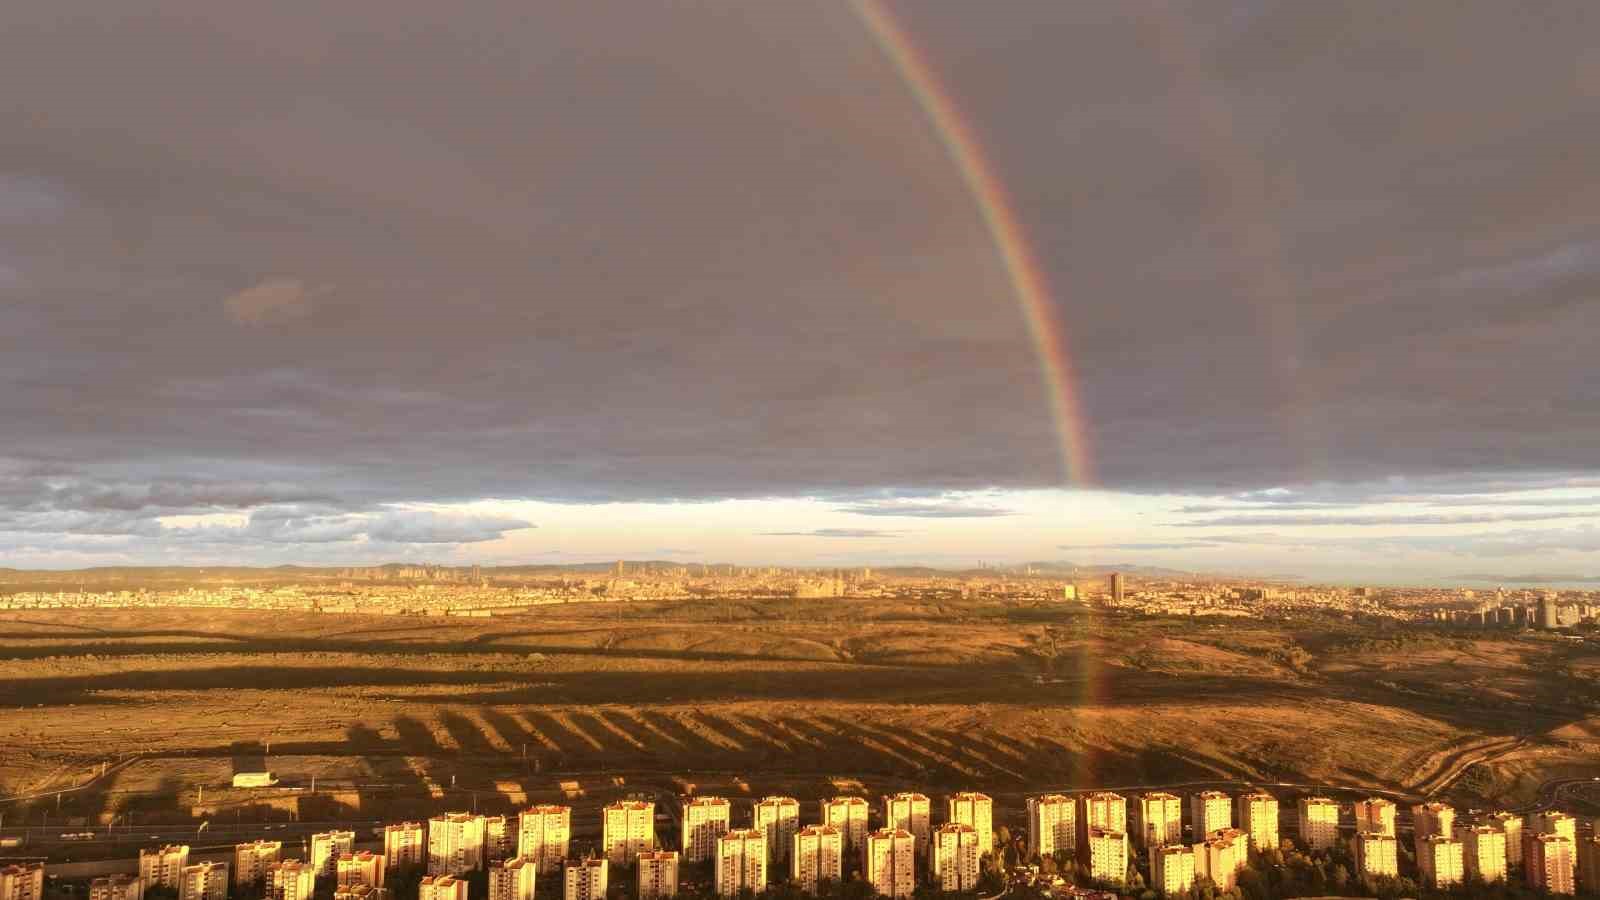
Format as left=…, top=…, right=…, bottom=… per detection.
left=882, top=794, right=930, bottom=851
left=333, top=885, right=392, bottom=900
left=636, top=851, right=679, bottom=900
left=819, top=797, right=869, bottom=856
left=946, top=793, right=993, bottom=859
left=1417, top=836, right=1464, bottom=888
left=486, top=816, right=514, bottom=863
left=1236, top=792, right=1279, bottom=851
left=267, top=861, right=315, bottom=900
left=1133, top=793, right=1182, bottom=849
left=1353, top=799, right=1396, bottom=838
left=1082, top=792, right=1128, bottom=838
left=1297, top=798, right=1339, bottom=850
left=89, top=875, right=142, bottom=900
left=1191, top=791, right=1232, bottom=838
left=603, top=801, right=656, bottom=867
left=1456, top=825, right=1507, bottom=884
left=562, top=860, right=606, bottom=900
left=0, top=865, right=44, bottom=900
left=1356, top=833, right=1398, bottom=878
left=1527, top=833, right=1575, bottom=894
left=863, top=829, right=915, bottom=900
left=518, top=807, right=572, bottom=873
left=682, top=797, right=732, bottom=864
left=418, top=875, right=470, bottom=900
left=713, top=830, right=767, bottom=898
left=311, top=831, right=356, bottom=879
left=1489, top=811, right=1523, bottom=867
left=1535, top=810, right=1578, bottom=843
left=384, top=824, right=426, bottom=872
left=1027, top=795, right=1076, bottom=859
left=1110, top=572, right=1125, bottom=605
left=1412, top=803, right=1455, bottom=843
left=1577, top=837, right=1600, bottom=895
left=337, top=852, right=386, bottom=889
left=140, top=846, right=191, bottom=891
left=930, top=824, right=981, bottom=893
left=1149, top=845, right=1194, bottom=895
left=753, top=797, right=800, bottom=867
left=178, top=863, right=229, bottom=900
left=1193, top=833, right=1243, bottom=893
left=791, top=826, right=842, bottom=895
left=1084, top=829, right=1127, bottom=884
left=234, top=841, right=282, bottom=889
left=429, top=814, right=487, bottom=877
left=488, top=858, right=536, bottom=900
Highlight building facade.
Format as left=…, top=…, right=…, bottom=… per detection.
left=1356, top=833, right=1398, bottom=879
left=1133, top=793, right=1182, bottom=849
left=234, top=842, right=282, bottom=889
left=267, top=861, right=315, bottom=900
left=752, top=797, right=800, bottom=867
left=636, top=851, right=679, bottom=900
left=863, top=829, right=915, bottom=900
left=428, top=814, right=487, bottom=877
left=311, top=831, right=356, bottom=880
left=1191, top=791, right=1232, bottom=839
left=819, top=797, right=869, bottom=856
left=1297, top=798, right=1339, bottom=850
left=1417, top=836, right=1464, bottom=889
left=1526, top=833, right=1575, bottom=895
left=882, top=794, right=930, bottom=851
left=518, top=806, right=572, bottom=873
left=1082, top=793, right=1128, bottom=840
left=418, top=875, right=470, bottom=900
left=562, top=860, right=606, bottom=900
left=0, top=865, right=44, bottom=900
left=1150, top=845, right=1195, bottom=895
left=946, top=793, right=993, bottom=859
left=713, top=830, right=767, bottom=898
left=384, top=824, right=426, bottom=872
left=1412, top=803, right=1455, bottom=843
left=1084, top=829, right=1127, bottom=884
left=1457, top=825, right=1507, bottom=883
left=1027, top=795, right=1076, bottom=859
left=177, top=863, right=229, bottom=900
left=89, top=875, right=142, bottom=900
left=486, top=816, right=514, bottom=864
left=930, top=824, right=981, bottom=893
left=1488, top=811, right=1523, bottom=867
left=487, top=858, right=536, bottom=900
left=791, top=826, right=842, bottom=895
left=336, top=852, right=385, bottom=889
left=682, top=797, right=732, bottom=865
left=1236, top=792, right=1279, bottom=851
left=603, top=801, right=655, bottom=867
left=140, top=846, right=191, bottom=891
left=1353, top=799, right=1396, bottom=838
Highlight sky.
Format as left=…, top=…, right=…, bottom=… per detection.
left=3, top=1, right=1600, bottom=582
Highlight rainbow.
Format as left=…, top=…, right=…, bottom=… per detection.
left=852, top=0, right=1092, bottom=485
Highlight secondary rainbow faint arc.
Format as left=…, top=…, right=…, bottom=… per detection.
left=852, top=0, right=1092, bottom=485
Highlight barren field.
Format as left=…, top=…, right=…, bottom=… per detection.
left=4, top=599, right=1600, bottom=826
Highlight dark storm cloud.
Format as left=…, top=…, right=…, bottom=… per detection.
left=3, top=0, right=1600, bottom=545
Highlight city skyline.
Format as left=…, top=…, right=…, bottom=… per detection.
left=5, top=2, right=1600, bottom=577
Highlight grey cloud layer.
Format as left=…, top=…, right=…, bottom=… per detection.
left=3, top=0, right=1600, bottom=555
